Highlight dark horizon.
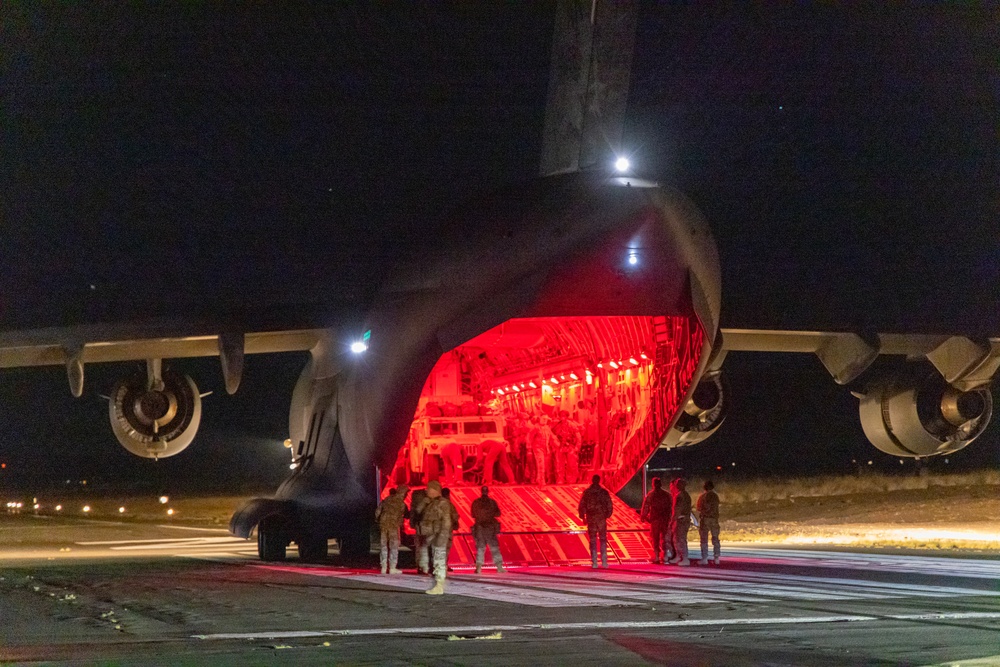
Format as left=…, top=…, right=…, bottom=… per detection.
left=2, top=5, right=997, bottom=492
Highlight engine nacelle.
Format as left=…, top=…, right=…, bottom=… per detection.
left=859, top=368, right=992, bottom=458
left=661, top=371, right=727, bottom=448
left=109, top=370, right=202, bottom=458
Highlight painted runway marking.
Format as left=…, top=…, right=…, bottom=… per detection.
left=191, top=611, right=1000, bottom=641
left=728, top=548, right=1000, bottom=580
left=76, top=536, right=252, bottom=551
left=253, top=561, right=1000, bottom=608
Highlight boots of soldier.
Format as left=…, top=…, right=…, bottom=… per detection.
left=425, top=579, right=445, bottom=595
left=380, top=555, right=388, bottom=575
left=475, top=563, right=482, bottom=574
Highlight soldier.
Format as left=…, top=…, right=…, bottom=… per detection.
left=578, top=474, right=614, bottom=568
left=474, top=438, right=516, bottom=485
left=639, top=477, right=672, bottom=564
left=408, top=487, right=429, bottom=574
left=441, top=440, right=465, bottom=486
left=416, top=480, right=458, bottom=595
left=471, top=486, right=506, bottom=574
left=374, top=484, right=409, bottom=574
left=527, top=416, right=552, bottom=484
left=440, top=487, right=459, bottom=571
left=513, top=412, right=532, bottom=482
left=552, top=410, right=582, bottom=484
left=696, top=480, right=721, bottom=565
left=668, top=477, right=692, bottom=566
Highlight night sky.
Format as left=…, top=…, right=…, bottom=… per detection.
left=2, top=5, right=997, bottom=492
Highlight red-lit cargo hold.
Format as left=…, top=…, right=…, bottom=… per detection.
left=387, top=314, right=704, bottom=495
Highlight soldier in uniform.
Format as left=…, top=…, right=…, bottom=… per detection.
left=668, top=477, right=692, bottom=566
left=552, top=410, right=582, bottom=484
left=529, top=415, right=555, bottom=484
left=639, top=477, right=672, bottom=564
left=375, top=484, right=409, bottom=574
left=578, top=474, right=614, bottom=568
left=696, top=480, right=721, bottom=565
left=416, top=480, right=458, bottom=595
left=408, top=487, right=429, bottom=574
left=471, top=486, right=506, bottom=574
left=474, top=438, right=516, bottom=485
left=441, top=440, right=465, bottom=486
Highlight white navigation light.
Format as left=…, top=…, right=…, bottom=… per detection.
left=628, top=252, right=638, bottom=265
left=350, top=341, right=368, bottom=354
left=614, top=156, right=630, bottom=172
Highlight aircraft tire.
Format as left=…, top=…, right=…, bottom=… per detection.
left=257, top=516, right=288, bottom=562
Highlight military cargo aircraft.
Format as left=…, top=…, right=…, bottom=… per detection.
left=3, top=3, right=994, bottom=561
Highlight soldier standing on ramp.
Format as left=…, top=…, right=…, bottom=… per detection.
left=375, top=484, right=409, bottom=574
left=471, top=486, right=506, bottom=574
left=578, top=474, right=614, bottom=568
left=639, top=477, right=672, bottom=564
left=696, top=480, right=721, bottom=565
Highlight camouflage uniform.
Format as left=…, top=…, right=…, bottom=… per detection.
left=669, top=481, right=692, bottom=565
left=471, top=490, right=505, bottom=573
left=551, top=416, right=581, bottom=484
left=640, top=483, right=673, bottom=563
left=578, top=480, right=614, bottom=568
left=409, top=488, right=429, bottom=573
left=528, top=419, right=555, bottom=484
left=417, top=492, right=459, bottom=587
left=375, top=485, right=408, bottom=574
left=697, top=487, right=721, bottom=564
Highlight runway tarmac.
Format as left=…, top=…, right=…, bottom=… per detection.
left=1, top=515, right=998, bottom=665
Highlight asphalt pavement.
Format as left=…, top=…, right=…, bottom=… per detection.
left=1, top=514, right=998, bottom=665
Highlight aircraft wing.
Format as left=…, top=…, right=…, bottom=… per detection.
left=719, top=328, right=1000, bottom=390
left=0, top=321, right=327, bottom=397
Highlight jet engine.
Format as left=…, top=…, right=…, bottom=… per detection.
left=858, top=368, right=992, bottom=457
left=661, top=371, right=727, bottom=448
left=109, top=369, right=203, bottom=458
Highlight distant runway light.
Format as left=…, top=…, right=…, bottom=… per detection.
left=55, top=504, right=62, bottom=511
left=614, top=156, right=630, bottom=172
left=167, top=508, right=175, bottom=516
left=119, top=507, right=126, bottom=513
left=82, top=505, right=91, bottom=513
left=350, top=341, right=368, bottom=354
left=159, top=496, right=169, bottom=504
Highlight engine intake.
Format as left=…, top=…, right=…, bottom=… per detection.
left=859, top=368, right=992, bottom=458
left=109, top=370, right=202, bottom=458
left=661, top=371, right=727, bottom=448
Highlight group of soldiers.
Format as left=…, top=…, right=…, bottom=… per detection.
left=640, top=476, right=721, bottom=566
left=375, top=481, right=505, bottom=595
left=509, top=407, right=591, bottom=485
left=374, top=473, right=722, bottom=595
